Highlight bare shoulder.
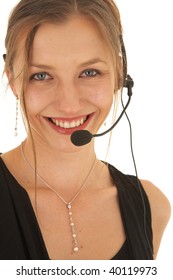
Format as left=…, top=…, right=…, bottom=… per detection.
left=140, top=179, right=171, bottom=221
left=140, top=179, right=171, bottom=258
left=0, top=147, right=19, bottom=161
left=0, top=147, right=22, bottom=176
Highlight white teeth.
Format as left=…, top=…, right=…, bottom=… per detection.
left=60, top=121, right=64, bottom=128
left=51, top=116, right=87, bottom=128
left=76, top=120, right=80, bottom=127
left=70, top=121, right=76, bottom=128
left=64, top=122, right=70, bottom=128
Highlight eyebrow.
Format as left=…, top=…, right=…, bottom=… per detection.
left=79, top=58, right=108, bottom=67
left=30, top=58, right=108, bottom=69
left=29, top=64, right=55, bottom=70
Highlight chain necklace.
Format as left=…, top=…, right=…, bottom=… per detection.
left=20, top=142, right=96, bottom=254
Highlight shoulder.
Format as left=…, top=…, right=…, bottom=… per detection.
left=140, top=179, right=171, bottom=258
left=0, top=147, right=19, bottom=165
left=0, top=147, right=21, bottom=182
left=140, top=180, right=171, bottom=223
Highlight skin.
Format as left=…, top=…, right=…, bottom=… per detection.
left=1, top=16, right=171, bottom=259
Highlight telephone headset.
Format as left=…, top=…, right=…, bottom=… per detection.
left=71, top=35, right=153, bottom=256
left=3, top=34, right=152, bottom=255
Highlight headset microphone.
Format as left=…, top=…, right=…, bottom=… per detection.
left=71, top=74, right=134, bottom=146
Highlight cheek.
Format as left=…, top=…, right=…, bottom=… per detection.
left=24, top=85, right=53, bottom=113
left=86, top=84, right=114, bottom=111
left=82, top=73, right=115, bottom=108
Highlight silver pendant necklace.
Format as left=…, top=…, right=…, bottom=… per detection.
left=20, top=142, right=96, bottom=254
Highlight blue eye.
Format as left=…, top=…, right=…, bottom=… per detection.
left=30, top=72, right=50, bottom=81
left=81, top=69, right=100, bottom=78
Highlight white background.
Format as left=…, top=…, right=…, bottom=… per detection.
left=0, top=0, right=172, bottom=261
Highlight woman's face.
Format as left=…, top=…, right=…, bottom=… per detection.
left=12, top=16, right=117, bottom=152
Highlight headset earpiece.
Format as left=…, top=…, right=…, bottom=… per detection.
left=3, top=54, right=6, bottom=61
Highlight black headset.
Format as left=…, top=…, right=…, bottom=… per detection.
left=71, top=35, right=153, bottom=256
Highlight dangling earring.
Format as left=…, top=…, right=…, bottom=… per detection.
left=14, top=97, right=19, bottom=136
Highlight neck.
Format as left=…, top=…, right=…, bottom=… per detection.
left=21, top=138, right=98, bottom=197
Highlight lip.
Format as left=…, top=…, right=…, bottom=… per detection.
left=43, top=113, right=95, bottom=135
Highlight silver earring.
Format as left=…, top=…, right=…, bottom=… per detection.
left=14, top=97, right=19, bottom=136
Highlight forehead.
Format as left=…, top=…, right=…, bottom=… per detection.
left=30, top=16, right=112, bottom=65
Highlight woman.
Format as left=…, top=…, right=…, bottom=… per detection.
left=0, top=0, right=171, bottom=260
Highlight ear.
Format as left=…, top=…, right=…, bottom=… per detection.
left=5, top=69, right=18, bottom=98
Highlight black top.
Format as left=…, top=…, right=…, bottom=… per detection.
left=0, top=157, right=153, bottom=260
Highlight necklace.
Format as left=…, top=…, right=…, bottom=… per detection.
left=20, top=142, right=96, bottom=254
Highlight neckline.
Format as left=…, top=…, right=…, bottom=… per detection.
left=0, top=156, right=128, bottom=260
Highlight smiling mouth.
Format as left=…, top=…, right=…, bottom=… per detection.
left=48, top=115, right=89, bottom=129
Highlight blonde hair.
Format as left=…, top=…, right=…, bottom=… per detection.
left=4, top=0, right=124, bottom=87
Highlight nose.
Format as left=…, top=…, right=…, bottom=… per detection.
left=54, top=81, right=83, bottom=115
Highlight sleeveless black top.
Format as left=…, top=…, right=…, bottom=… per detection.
left=0, top=158, right=153, bottom=260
